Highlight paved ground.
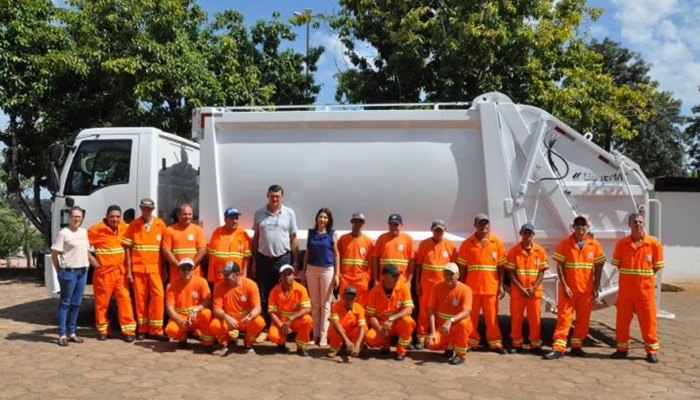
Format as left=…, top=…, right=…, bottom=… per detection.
left=1, top=278, right=699, bottom=400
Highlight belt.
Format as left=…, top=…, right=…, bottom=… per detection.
left=62, top=267, right=87, bottom=271
left=256, top=251, right=289, bottom=260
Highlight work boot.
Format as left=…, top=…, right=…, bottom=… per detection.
left=203, top=345, right=216, bottom=354
left=97, top=334, right=108, bottom=341
left=124, top=335, right=135, bottom=343
left=276, top=344, right=288, bottom=353
left=443, top=350, right=455, bottom=359
left=543, top=350, right=565, bottom=360
left=296, top=348, right=309, bottom=357
left=610, top=350, right=628, bottom=360
left=493, top=347, right=508, bottom=355
left=394, top=353, right=406, bottom=361
left=448, top=356, right=465, bottom=365
left=148, top=334, right=170, bottom=342
left=646, top=353, right=659, bottom=364
left=178, top=340, right=188, bottom=349
left=136, top=333, right=146, bottom=340
left=509, top=347, right=522, bottom=354
left=570, top=348, right=589, bottom=358
left=414, top=342, right=425, bottom=350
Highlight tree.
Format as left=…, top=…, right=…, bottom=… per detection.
left=687, top=87, right=700, bottom=176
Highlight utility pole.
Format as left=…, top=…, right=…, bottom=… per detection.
left=293, top=8, right=322, bottom=99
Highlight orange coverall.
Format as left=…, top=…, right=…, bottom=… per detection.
left=372, top=232, right=414, bottom=283
left=364, top=281, right=416, bottom=356
left=88, top=219, right=136, bottom=336
left=551, top=235, right=605, bottom=352
left=209, top=277, right=265, bottom=346
left=611, top=235, right=664, bottom=354
left=504, top=242, right=549, bottom=349
left=337, top=233, right=374, bottom=306
left=122, top=216, right=167, bottom=335
left=267, top=280, right=313, bottom=350
left=164, top=276, right=214, bottom=345
left=415, top=237, right=456, bottom=344
left=427, top=281, right=473, bottom=359
left=455, top=234, right=506, bottom=350
left=207, top=226, right=252, bottom=284
left=162, top=223, right=206, bottom=282
left=327, top=300, right=367, bottom=353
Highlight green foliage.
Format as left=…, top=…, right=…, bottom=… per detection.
left=687, top=87, right=700, bottom=176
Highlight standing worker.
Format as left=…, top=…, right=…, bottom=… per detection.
left=207, top=206, right=252, bottom=285
left=162, top=203, right=207, bottom=283
left=337, top=212, right=373, bottom=306
left=372, top=214, right=414, bottom=285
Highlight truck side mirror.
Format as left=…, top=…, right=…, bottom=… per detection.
left=47, top=163, right=60, bottom=194
left=49, top=142, right=65, bottom=163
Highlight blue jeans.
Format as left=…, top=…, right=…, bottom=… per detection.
left=57, top=267, right=88, bottom=336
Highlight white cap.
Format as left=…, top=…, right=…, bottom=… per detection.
left=279, top=264, right=295, bottom=274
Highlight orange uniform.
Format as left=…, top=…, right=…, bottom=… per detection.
left=455, top=233, right=506, bottom=350
left=504, top=242, right=549, bottom=349
left=415, top=237, right=456, bottom=343
left=88, top=219, right=136, bottom=336
left=122, top=216, right=167, bottom=336
left=328, top=300, right=367, bottom=353
left=365, top=281, right=416, bottom=356
left=164, top=276, right=214, bottom=345
left=611, top=235, right=664, bottom=354
left=372, top=232, right=414, bottom=282
left=337, top=233, right=374, bottom=305
left=207, top=226, right=252, bottom=284
left=427, top=281, right=473, bottom=359
left=162, top=223, right=206, bottom=282
left=267, top=280, right=313, bottom=349
left=209, top=277, right=265, bottom=347
left=550, top=234, right=605, bottom=352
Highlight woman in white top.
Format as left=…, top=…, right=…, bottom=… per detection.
left=51, top=206, right=91, bottom=346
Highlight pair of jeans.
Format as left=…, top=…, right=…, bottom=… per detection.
left=255, top=252, right=291, bottom=324
left=57, top=267, right=88, bottom=336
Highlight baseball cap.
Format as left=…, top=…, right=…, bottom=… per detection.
left=381, top=264, right=401, bottom=277
left=179, top=258, right=195, bottom=269
left=388, top=214, right=403, bottom=224
left=279, top=264, right=295, bottom=275
left=221, top=261, right=241, bottom=275
left=573, top=215, right=589, bottom=226
left=139, top=198, right=155, bottom=208
left=343, top=286, right=358, bottom=296
left=224, top=207, right=241, bottom=217
left=520, top=222, right=536, bottom=232
left=431, top=219, right=447, bottom=231
left=443, top=262, right=459, bottom=274
left=474, top=213, right=490, bottom=224
left=351, top=212, right=366, bottom=221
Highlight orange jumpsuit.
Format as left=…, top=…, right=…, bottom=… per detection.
left=267, top=280, right=313, bottom=350
left=209, top=277, right=265, bottom=346
left=88, top=219, right=136, bottom=336
left=164, top=276, right=214, bottom=345
left=611, top=235, right=664, bottom=354
left=427, top=281, right=473, bottom=359
left=504, top=242, right=549, bottom=350
left=415, top=237, right=456, bottom=344
left=455, top=234, right=506, bottom=350
left=162, top=223, right=206, bottom=282
left=551, top=234, right=605, bottom=352
left=122, top=216, right=166, bottom=336
left=337, top=232, right=374, bottom=306
left=328, top=300, right=367, bottom=353
left=372, top=232, right=414, bottom=283
left=365, top=281, right=416, bottom=356
left=207, top=226, right=252, bottom=284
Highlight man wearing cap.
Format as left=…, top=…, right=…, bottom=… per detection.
left=610, top=213, right=664, bottom=364
left=414, top=219, right=457, bottom=349
left=456, top=213, right=507, bottom=354
left=267, top=265, right=313, bottom=356
left=544, top=215, right=605, bottom=360
left=426, top=263, right=473, bottom=365
left=251, top=184, right=299, bottom=324
left=122, top=198, right=169, bottom=341
left=164, top=258, right=215, bottom=352
left=207, top=207, right=252, bottom=285
left=88, top=205, right=137, bottom=342
left=505, top=222, right=549, bottom=354
left=337, top=212, right=374, bottom=306
left=372, top=214, right=415, bottom=286
left=365, top=264, right=416, bottom=361
left=210, top=261, right=265, bottom=352
left=162, top=203, right=207, bottom=283
left=327, top=286, right=368, bottom=358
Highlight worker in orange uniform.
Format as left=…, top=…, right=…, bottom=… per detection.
left=504, top=222, right=549, bottom=354
left=164, top=258, right=215, bottom=352
left=207, top=207, right=252, bottom=285
left=122, top=198, right=169, bottom=341
left=337, top=212, right=374, bottom=306
left=415, top=219, right=456, bottom=349
left=543, top=215, right=605, bottom=360
left=210, top=261, right=265, bottom=353
left=327, top=285, right=368, bottom=358
left=426, top=263, right=473, bottom=365
left=610, top=213, right=664, bottom=364
left=455, top=213, right=507, bottom=354
left=372, top=214, right=414, bottom=285
left=88, top=205, right=137, bottom=342
left=267, top=264, right=313, bottom=356
left=162, top=203, right=207, bottom=283
left=365, top=264, right=416, bottom=361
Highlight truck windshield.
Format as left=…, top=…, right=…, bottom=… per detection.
left=64, top=140, right=132, bottom=195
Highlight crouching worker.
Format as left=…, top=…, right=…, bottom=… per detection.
left=268, top=264, right=313, bottom=356
left=210, top=261, right=265, bottom=353
left=327, top=286, right=367, bottom=358
left=165, top=258, right=215, bottom=352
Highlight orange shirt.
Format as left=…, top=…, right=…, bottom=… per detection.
left=166, top=276, right=211, bottom=314
left=416, top=237, right=457, bottom=288
left=365, top=281, right=414, bottom=323
left=88, top=219, right=127, bottom=275
left=207, top=226, right=252, bottom=283
left=372, top=231, right=414, bottom=277
left=338, top=232, right=373, bottom=284
left=504, top=242, right=549, bottom=296
left=429, top=281, right=472, bottom=324
left=162, top=223, right=206, bottom=281
left=552, top=234, right=606, bottom=295
left=455, top=234, right=506, bottom=295
left=329, top=300, right=367, bottom=329
left=212, top=277, right=261, bottom=317
left=611, top=235, right=664, bottom=300
left=121, top=216, right=166, bottom=274
left=268, top=281, right=311, bottom=321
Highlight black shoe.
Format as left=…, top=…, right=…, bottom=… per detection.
left=407, top=343, right=416, bottom=350
left=97, top=334, right=108, bottom=341
left=243, top=345, right=254, bottom=353
left=443, top=350, right=455, bottom=359
left=124, top=335, right=135, bottom=343
left=394, top=353, right=406, bottom=361
left=493, top=347, right=508, bottom=355
left=611, top=350, right=628, bottom=359
left=58, top=336, right=69, bottom=347
left=543, top=350, right=565, bottom=360
left=227, top=341, right=237, bottom=350
left=203, top=345, right=216, bottom=354
left=148, top=334, right=170, bottom=342
left=570, top=348, right=589, bottom=358
left=380, top=348, right=391, bottom=357
left=67, top=334, right=84, bottom=344
left=276, top=344, right=288, bottom=353
left=646, top=353, right=659, bottom=364
left=448, top=356, right=465, bottom=365
left=509, top=347, right=522, bottom=354
left=136, top=333, right=146, bottom=340
left=178, top=340, right=188, bottom=349
left=296, top=348, right=309, bottom=357
left=414, top=342, right=425, bottom=350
